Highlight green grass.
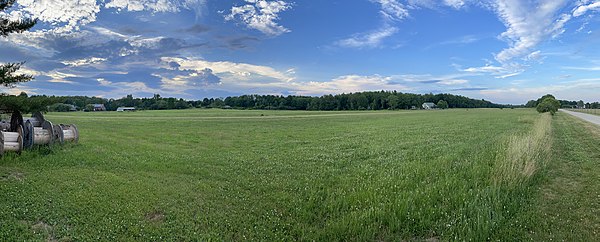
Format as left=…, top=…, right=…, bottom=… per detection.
left=509, top=112, right=600, bottom=240
left=0, top=108, right=590, bottom=240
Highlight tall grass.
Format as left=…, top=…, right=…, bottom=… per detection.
left=494, top=113, right=552, bottom=186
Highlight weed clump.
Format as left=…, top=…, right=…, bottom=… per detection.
left=494, top=113, right=552, bottom=186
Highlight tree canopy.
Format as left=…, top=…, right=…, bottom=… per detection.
left=536, top=94, right=560, bottom=115
left=0, top=91, right=510, bottom=113
left=1, top=0, right=37, bottom=88
left=437, top=100, right=449, bottom=109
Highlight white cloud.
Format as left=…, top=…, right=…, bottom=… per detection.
left=7, top=0, right=206, bottom=34
left=104, top=0, right=179, bottom=12
left=293, top=73, right=475, bottom=96
left=525, top=50, right=543, bottom=61
left=337, top=0, right=408, bottom=48
left=562, top=66, right=600, bottom=71
left=62, top=57, right=107, bottom=67
left=462, top=63, right=524, bottom=79
left=444, top=0, right=465, bottom=9
left=439, top=79, right=468, bottom=85
left=47, top=79, right=76, bottom=84
left=161, top=57, right=294, bottom=82
left=45, top=71, right=78, bottom=84
left=0, top=86, right=38, bottom=95
left=294, top=75, right=410, bottom=96
left=480, top=78, right=600, bottom=103
left=154, top=68, right=222, bottom=93
left=336, top=25, right=398, bottom=48
left=573, top=1, right=600, bottom=17
left=14, top=67, right=42, bottom=77
left=224, top=0, right=292, bottom=36
left=14, top=0, right=100, bottom=33
left=158, top=58, right=478, bottom=96
left=491, top=0, right=570, bottom=63
left=375, top=0, right=410, bottom=21
left=16, top=67, right=79, bottom=84
left=97, top=78, right=112, bottom=86
left=97, top=78, right=162, bottom=95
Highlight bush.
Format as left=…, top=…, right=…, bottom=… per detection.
left=48, top=103, right=76, bottom=112
left=536, top=95, right=560, bottom=115
left=437, top=100, right=449, bottom=109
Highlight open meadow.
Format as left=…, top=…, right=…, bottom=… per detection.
left=1, top=108, right=599, bottom=240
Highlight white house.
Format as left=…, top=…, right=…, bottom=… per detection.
left=117, top=107, right=136, bottom=112
left=422, top=102, right=436, bottom=110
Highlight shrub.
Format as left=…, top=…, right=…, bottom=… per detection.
left=536, top=95, right=560, bottom=115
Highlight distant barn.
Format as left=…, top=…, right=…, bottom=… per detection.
left=422, top=102, right=436, bottom=110
left=93, top=104, right=106, bottom=111
left=117, top=107, right=136, bottom=112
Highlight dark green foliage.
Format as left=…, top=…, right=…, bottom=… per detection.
left=437, top=100, right=449, bottom=109
left=386, top=94, right=399, bottom=109
left=524, top=96, right=596, bottom=109
left=0, top=93, right=54, bottom=112
left=47, top=103, right=76, bottom=112
left=1, top=0, right=37, bottom=87
left=221, top=91, right=506, bottom=110
left=83, top=104, right=95, bottom=112
left=0, top=62, right=33, bottom=87
left=1, top=0, right=36, bottom=36
left=0, top=91, right=510, bottom=112
left=536, top=95, right=560, bottom=115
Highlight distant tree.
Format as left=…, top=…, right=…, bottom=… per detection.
left=48, top=103, right=74, bottom=112
left=437, top=100, right=449, bottom=109
left=84, top=104, right=95, bottom=112
left=577, top=100, right=585, bottom=109
left=536, top=95, right=560, bottom=115
left=525, top=100, right=537, bottom=108
left=1, top=0, right=37, bottom=88
left=387, top=95, right=399, bottom=110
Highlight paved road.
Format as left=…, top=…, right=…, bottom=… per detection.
left=560, top=109, right=600, bottom=126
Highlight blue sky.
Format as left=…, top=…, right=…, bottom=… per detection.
left=1, top=0, right=600, bottom=104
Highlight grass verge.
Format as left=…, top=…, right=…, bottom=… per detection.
left=525, top=112, right=600, bottom=240
left=493, top=113, right=552, bottom=186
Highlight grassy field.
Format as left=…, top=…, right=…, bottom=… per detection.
left=0, top=108, right=596, bottom=240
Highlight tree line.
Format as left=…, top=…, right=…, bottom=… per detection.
left=1, top=91, right=510, bottom=112
left=526, top=98, right=600, bottom=109
left=220, top=92, right=505, bottom=110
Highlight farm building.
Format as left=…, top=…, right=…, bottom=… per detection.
left=93, top=104, right=106, bottom=111
left=66, top=104, right=77, bottom=112
left=422, top=102, right=436, bottom=110
left=117, top=107, right=136, bottom=112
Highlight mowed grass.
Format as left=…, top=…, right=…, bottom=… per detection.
left=0, top=109, right=554, bottom=240
left=511, top=112, right=600, bottom=240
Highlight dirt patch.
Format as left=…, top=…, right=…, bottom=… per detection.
left=0, top=171, right=25, bottom=181
left=31, top=221, right=52, bottom=233
left=145, top=211, right=165, bottom=223
left=11, top=172, right=25, bottom=181
left=55, top=236, right=73, bottom=242
left=31, top=221, right=69, bottom=242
